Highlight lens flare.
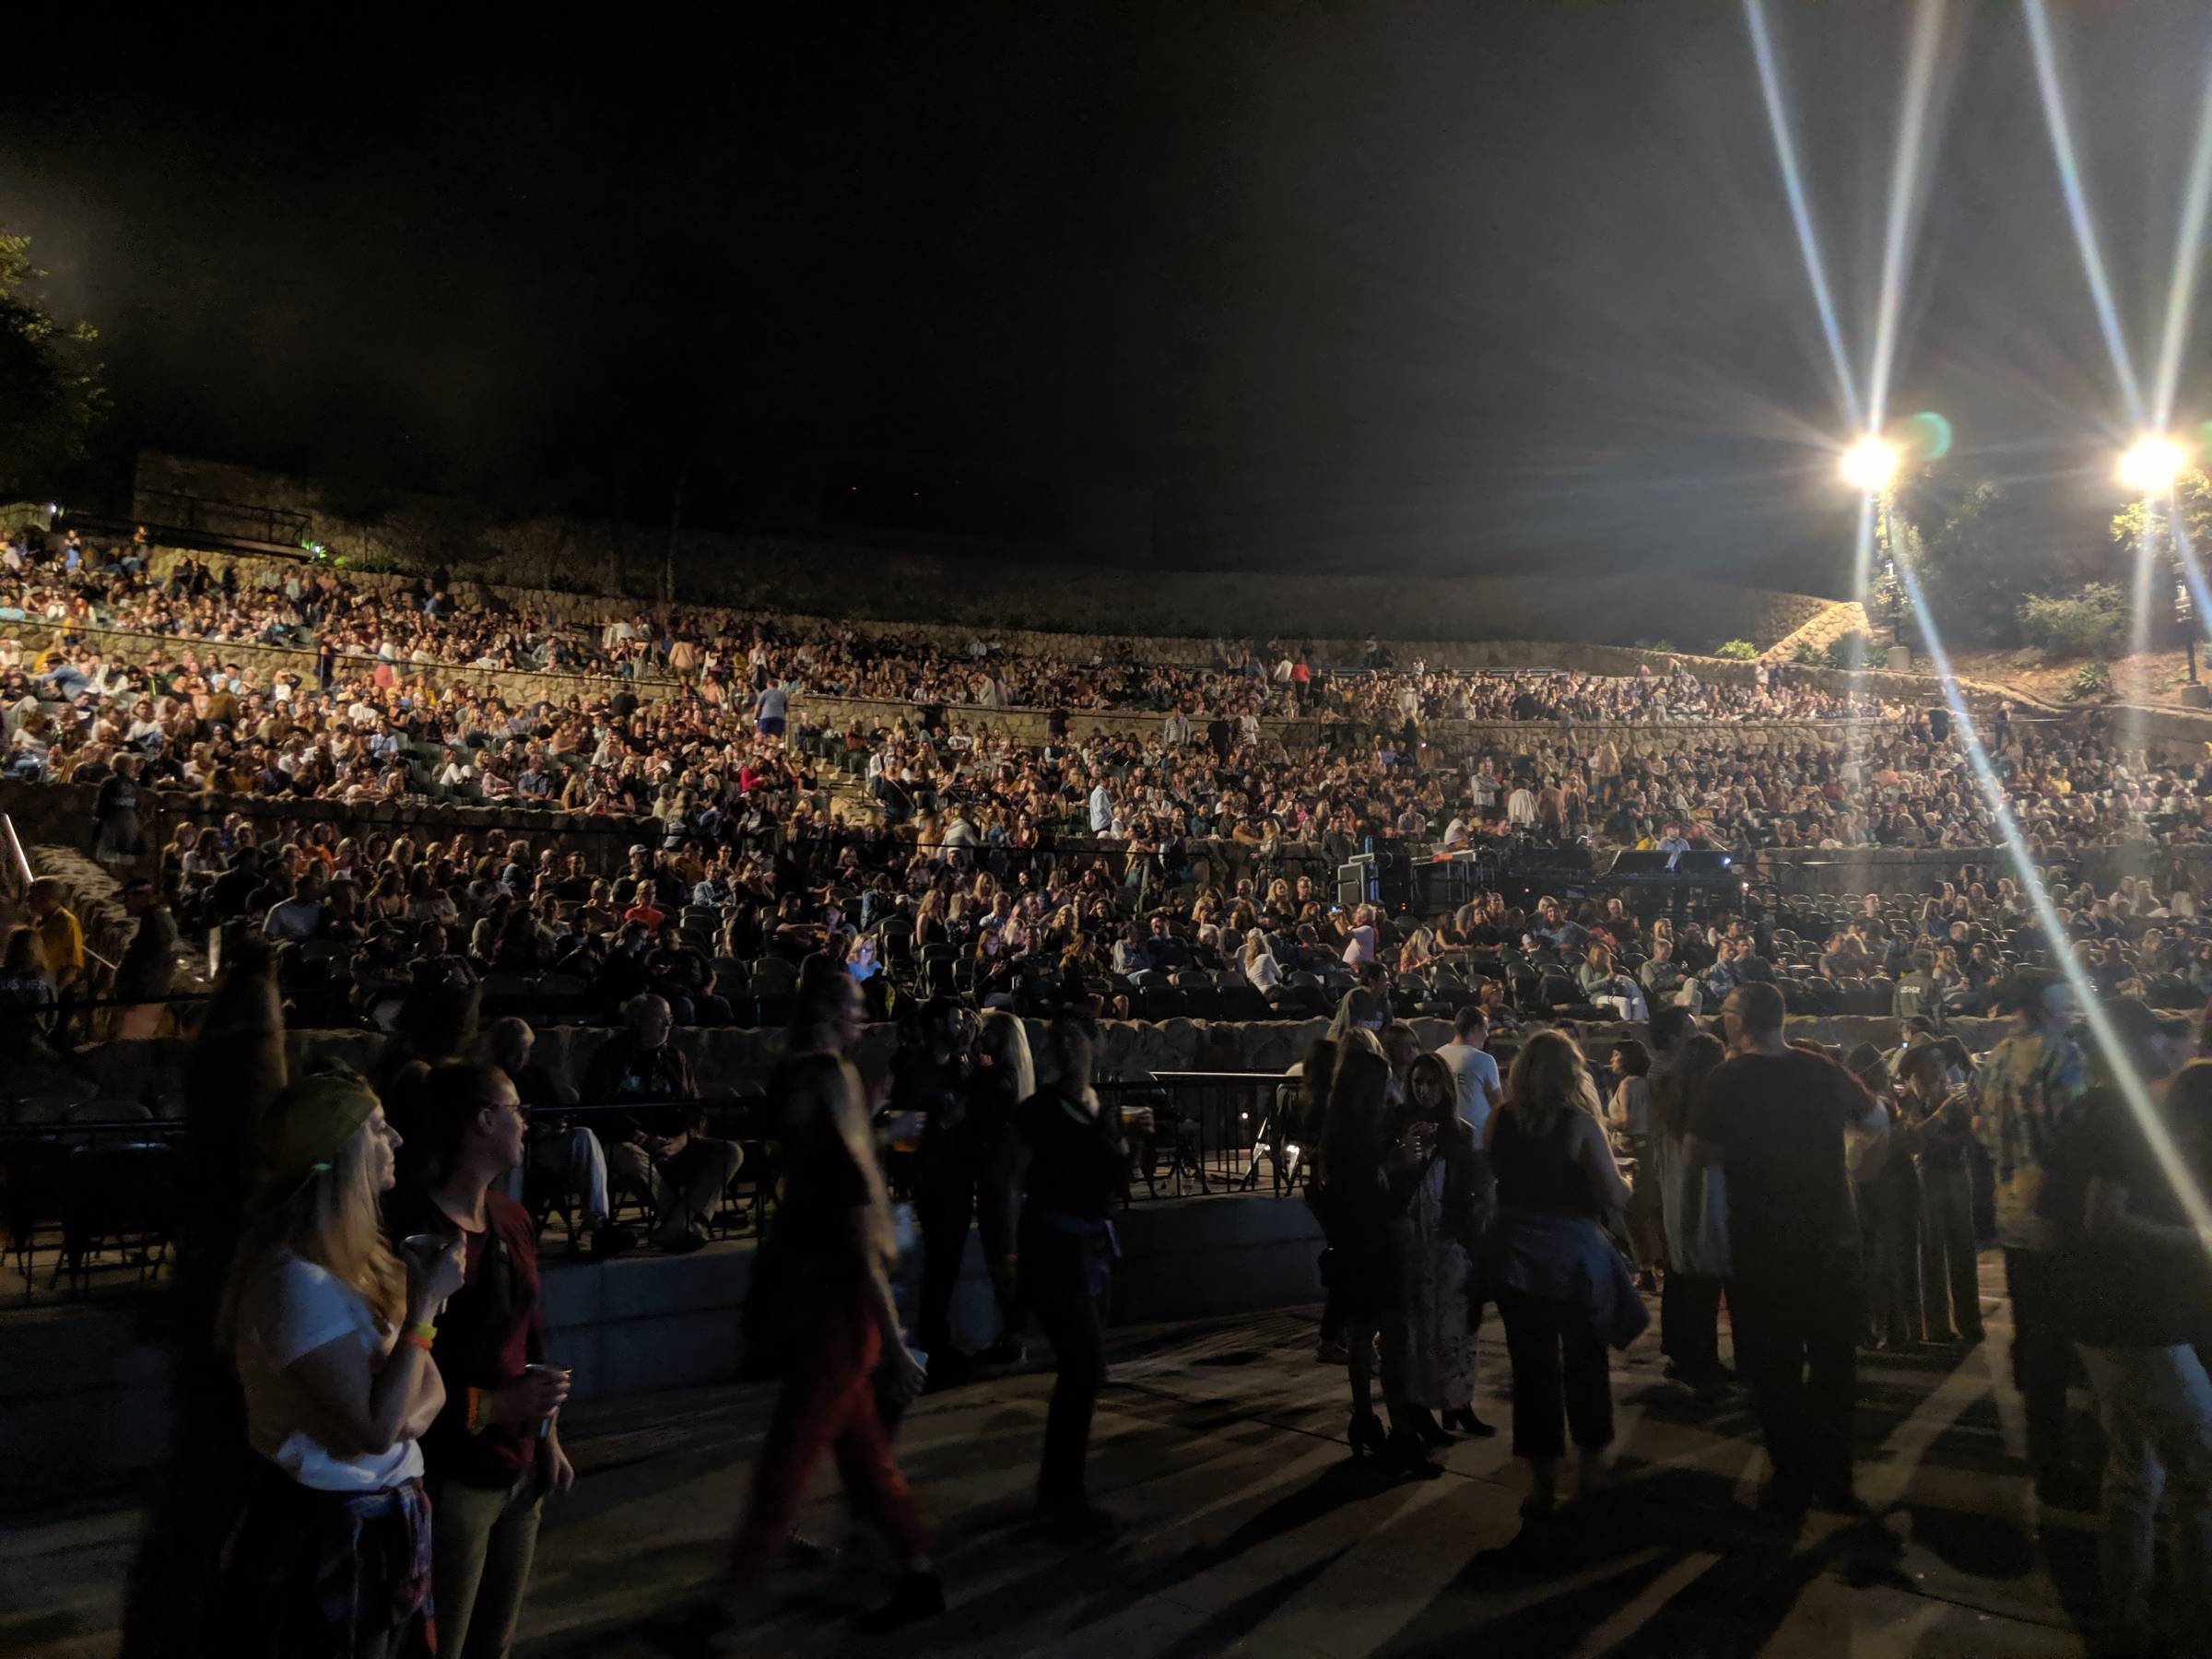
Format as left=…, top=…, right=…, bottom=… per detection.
left=2119, top=435, right=2190, bottom=496
left=1905, top=410, right=1953, bottom=462
left=1840, top=438, right=1900, bottom=491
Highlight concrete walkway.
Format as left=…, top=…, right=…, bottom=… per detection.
left=0, top=1256, right=2097, bottom=1656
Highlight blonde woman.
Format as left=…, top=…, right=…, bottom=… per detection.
left=1484, top=1030, right=1639, bottom=1518
left=218, top=1066, right=465, bottom=1656
left=933, top=1009, right=1035, bottom=1369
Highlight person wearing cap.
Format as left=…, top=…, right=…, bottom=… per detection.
left=1972, top=973, right=2089, bottom=1500
left=217, top=1066, right=466, bottom=1655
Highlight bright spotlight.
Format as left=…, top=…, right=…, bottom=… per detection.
left=2119, top=434, right=2190, bottom=496
left=1840, top=438, right=1900, bottom=491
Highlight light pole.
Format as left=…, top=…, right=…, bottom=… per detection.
left=2117, top=436, right=2199, bottom=701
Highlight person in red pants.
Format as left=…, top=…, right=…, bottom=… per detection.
left=725, top=977, right=940, bottom=1634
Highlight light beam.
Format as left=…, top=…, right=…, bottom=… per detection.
left=1866, top=0, right=1947, bottom=431
left=2023, top=0, right=2147, bottom=424
left=2154, top=50, right=2212, bottom=430
left=1891, top=530, right=2212, bottom=1243
left=1743, top=0, right=1865, bottom=431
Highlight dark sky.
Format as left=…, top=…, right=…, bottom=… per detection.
left=5, top=3, right=2211, bottom=591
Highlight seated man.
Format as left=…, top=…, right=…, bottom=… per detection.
left=585, top=993, right=743, bottom=1253
left=486, top=1015, right=626, bottom=1255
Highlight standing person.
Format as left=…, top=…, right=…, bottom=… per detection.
left=1847, top=1044, right=1924, bottom=1353
left=1321, top=1043, right=1439, bottom=1477
left=1606, top=1038, right=1663, bottom=1293
left=94, top=751, right=145, bottom=866
left=1295, top=1038, right=1348, bottom=1364
left=1439, top=1006, right=1503, bottom=1138
left=1688, top=983, right=1888, bottom=1517
left=216, top=1066, right=465, bottom=1658
left=1396, top=1053, right=1495, bottom=1441
left=387, top=1061, right=574, bottom=1659
left=1972, top=975, right=2088, bottom=1499
left=1485, top=1030, right=1640, bottom=1518
left=1652, top=1030, right=1733, bottom=1396
left=1899, top=1044, right=1983, bottom=1344
left=2058, top=1053, right=2212, bottom=1651
left=112, top=876, right=179, bottom=1041
left=1005, top=1019, right=1153, bottom=1530
left=897, top=1000, right=977, bottom=1388
left=724, top=974, right=939, bottom=1633
left=963, top=1009, right=1033, bottom=1366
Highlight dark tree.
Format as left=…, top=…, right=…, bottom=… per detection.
left=0, top=233, right=106, bottom=500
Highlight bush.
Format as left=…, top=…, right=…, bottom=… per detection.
left=2019, top=582, right=2126, bottom=661
left=1633, top=638, right=1678, bottom=654
left=1824, top=629, right=1872, bottom=670
left=1791, top=639, right=1824, bottom=666
left=1713, top=639, right=1760, bottom=661
left=2069, top=660, right=2112, bottom=700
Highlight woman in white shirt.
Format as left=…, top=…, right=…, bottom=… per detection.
left=218, top=1066, right=465, bottom=1657
left=1241, top=928, right=1283, bottom=994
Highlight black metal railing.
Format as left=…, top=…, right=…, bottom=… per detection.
left=1099, top=1070, right=1302, bottom=1200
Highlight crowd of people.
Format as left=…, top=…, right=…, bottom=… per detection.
left=164, top=919, right=2212, bottom=1654
left=22, top=523, right=2212, bottom=876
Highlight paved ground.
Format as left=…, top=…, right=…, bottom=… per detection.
left=1, top=1255, right=2099, bottom=1657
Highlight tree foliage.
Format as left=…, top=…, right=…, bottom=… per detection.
left=2112, top=466, right=2212, bottom=575
left=2018, top=582, right=2125, bottom=661
left=0, top=234, right=105, bottom=500
left=1898, top=477, right=2098, bottom=648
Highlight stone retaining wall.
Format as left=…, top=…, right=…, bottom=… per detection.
left=132, top=450, right=1836, bottom=650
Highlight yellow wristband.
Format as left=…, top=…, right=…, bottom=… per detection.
left=405, top=1321, right=438, bottom=1345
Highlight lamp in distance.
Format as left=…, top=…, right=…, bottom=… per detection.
left=2119, top=435, right=2189, bottom=497
left=1840, top=438, right=1900, bottom=491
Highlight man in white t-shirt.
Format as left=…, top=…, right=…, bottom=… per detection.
left=1439, top=1005, right=1502, bottom=1136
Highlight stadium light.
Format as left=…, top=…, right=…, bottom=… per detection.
left=1839, top=438, right=1900, bottom=492
left=2119, top=434, right=2190, bottom=497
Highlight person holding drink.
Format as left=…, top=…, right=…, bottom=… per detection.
left=1006, top=1018, right=1150, bottom=1533
left=217, top=1065, right=465, bottom=1657
left=388, top=1059, right=574, bottom=1659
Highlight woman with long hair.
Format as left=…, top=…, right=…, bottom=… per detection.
left=1395, top=1053, right=1496, bottom=1442
left=217, top=1065, right=465, bottom=1656
left=1320, top=1044, right=1439, bottom=1477
left=1606, top=1039, right=1663, bottom=1292
left=1241, top=927, right=1283, bottom=994
left=1005, top=1018, right=1150, bottom=1531
left=386, top=1060, right=573, bottom=1659
left=963, top=1009, right=1034, bottom=1366
left=727, top=963, right=939, bottom=1633
left=1652, top=1031, right=1733, bottom=1394
left=1485, top=1030, right=1638, bottom=1518
left=1296, top=1037, right=1347, bottom=1363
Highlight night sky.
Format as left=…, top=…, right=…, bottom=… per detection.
left=5, top=4, right=2210, bottom=590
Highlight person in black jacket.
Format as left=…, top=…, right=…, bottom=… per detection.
left=1005, top=1020, right=1148, bottom=1533
left=1321, top=1041, right=1441, bottom=1479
